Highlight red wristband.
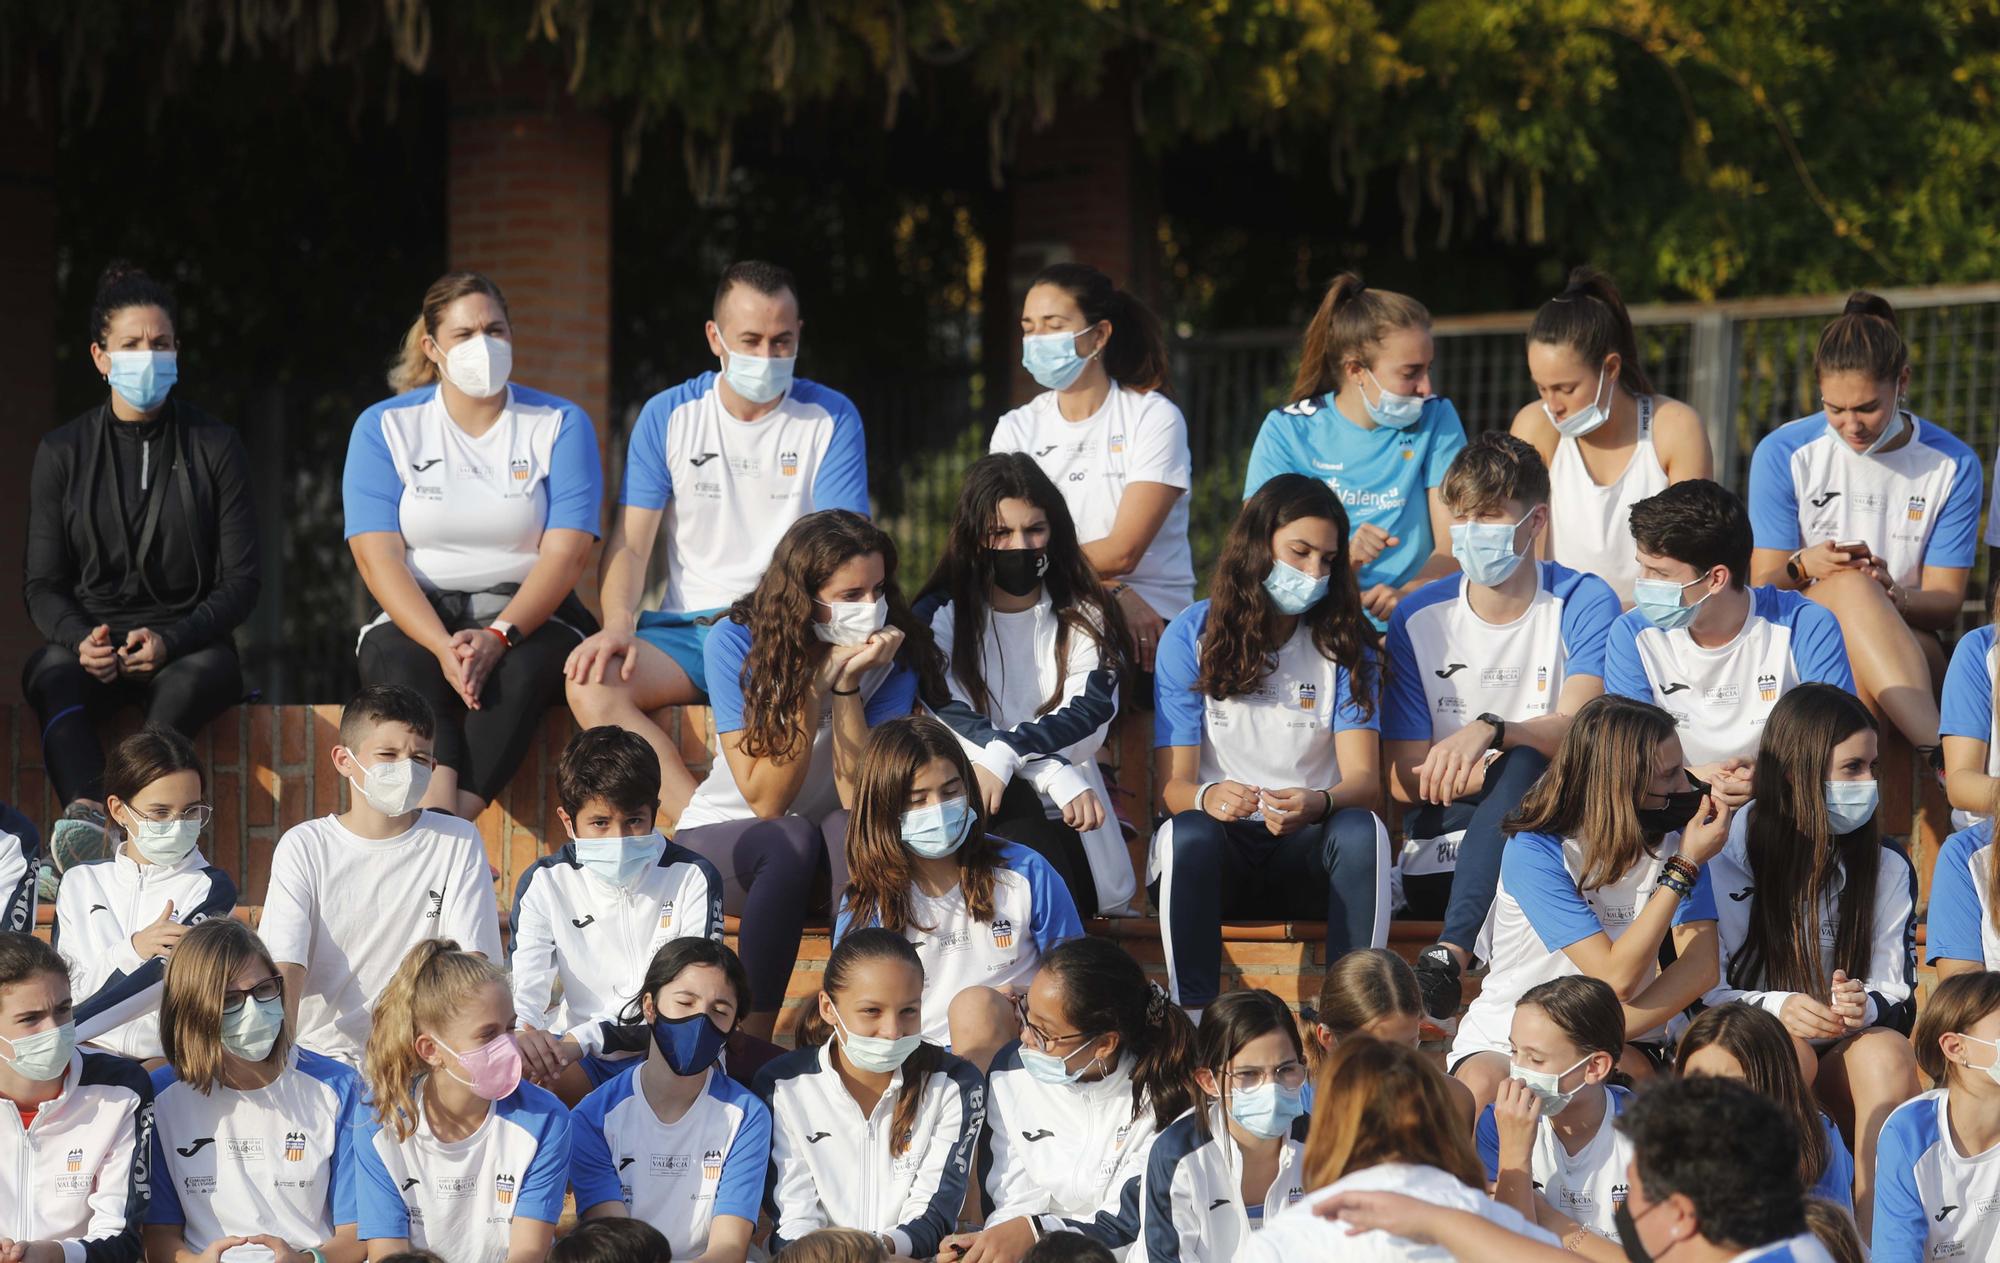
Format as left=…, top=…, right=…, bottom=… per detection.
left=483, top=626, right=509, bottom=648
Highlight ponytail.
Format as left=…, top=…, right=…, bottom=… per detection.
left=1814, top=291, right=1907, bottom=385
left=1290, top=271, right=1431, bottom=403
left=1527, top=265, right=1655, bottom=396
left=90, top=260, right=178, bottom=345
left=387, top=271, right=511, bottom=393
left=804, top=928, right=940, bottom=1157
left=1038, top=937, right=1199, bottom=1130
left=363, top=939, right=506, bottom=1141
left=1027, top=262, right=1172, bottom=396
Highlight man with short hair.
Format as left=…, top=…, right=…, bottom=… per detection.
left=566, top=261, right=868, bottom=820
left=1604, top=479, right=1853, bottom=807
left=1385, top=432, right=1619, bottom=1019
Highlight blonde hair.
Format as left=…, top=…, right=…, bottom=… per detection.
left=772, top=1227, right=887, bottom=1263
left=363, top=939, right=507, bottom=1141
left=387, top=271, right=510, bottom=393
left=1301, top=1036, right=1484, bottom=1191
left=1291, top=272, right=1431, bottom=402
left=160, top=918, right=290, bottom=1095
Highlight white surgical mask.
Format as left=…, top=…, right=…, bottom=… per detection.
left=572, top=831, right=666, bottom=888
left=723, top=348, right=796, bottom=405
left=829, top=1006, right=921, bottom=1074
left=1508, top=1053, right=1592, bottom=1117
left=1823, top=779, right=1879, bottom=835
left=123, top=813, right=202, bottom=865
left=441, top=334, right=512, bottom=398
left=1955, top=1034, right=2000, bottom=1089
left=1544, top=365, right=1612, bottom=438
left=0, top=1021, right=77, bottom=1082
left=343, top=750, right=432, bottom=816
left=220, top=995, right=285, bottom=1062
left=813, top=596, right=889, bottom=647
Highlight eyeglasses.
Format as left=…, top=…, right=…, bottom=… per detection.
left=131, top=804, right=213, bottom=826
left=1223, top=1062, right=1310, bottom=1093
left=1015, top=995, right=1097, bottom=1052
left=222, top=976, right=283, bottom=1014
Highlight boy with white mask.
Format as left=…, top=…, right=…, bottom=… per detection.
left=261, top=685, right=502, bottom=1068
left=1382, top=434, right=1619, bottom=1019
left=57, top=726, right=238, bottom=1063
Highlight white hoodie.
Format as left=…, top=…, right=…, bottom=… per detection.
left=1237, top=1162, right=1557, bottom=1262
left=0, top=1048, right=154, bottom=1263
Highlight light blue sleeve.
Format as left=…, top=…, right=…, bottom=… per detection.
left=1671, top=863, right=1718, bottom=925
left=514, top=1096, right=573, bottom=1225
left=1474, top=1106, right=1500, bottom=1182
left=330, top=1065, right=362, bottom=1226
left=1788, top=600, right=1855, bottom=691
left=1504, top=833, right=1604, bottom=952
left=1811, top=1113, right=1855, bottom=1209
left=811, top=399, right=871, bottom=515
left=714, top=1094, right=773, bottom=1226
left=352, top=1119, right=411, bottom=1242
left=1929, top=441, right=1985, bottom=569
left=341, top=409, right=404, bottom=537
left=143, top=1098, right=183, bottom=1225
left=1152, top=607, right=1207, bottom=749
left=1940, top=627, right=1995, bottom=742
left=1242, top=413, right=1290, bottom=499
left=1868, top=1106, right=1933, bottom=1263
left=1019, top=848, right=1086, bottom=948
left=1559, top=573, right=1621, bottom=681
left=703, top=621, right=752, bottom=735
left=1602, top=614, right=1653, bottom=702
left=619, top=393, right=674, bottom=510
left=1748, top=428, right=1804, bottom=552
left=1423, top=400, right=1469, bottom=487
left=1381, top=607, right=1430, bottom=742
left=544, top=405, right=605, bottom=535
left=1928, top=826, right=1990, bottom=965
left=566, top=1088, right=623, bottom=1211
left=1331, top=656, right=1380, bottom=734
left=864, top=662, right=919, bottom=725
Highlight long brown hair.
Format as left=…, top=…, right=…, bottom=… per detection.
left=841, top=717, right=1000, bottom=932
left=160, top=918, right=291, bottom=1095
left=1290, top=272, right=1431, bottom=403
left=1507, top=694, right=1678, bottom=891
left=1913, top=970, right=2000, bottom=1086
left=363, top=940, right=508, bottom=1142
left=920, top=453, right=1130, bottom=715
left=1677, top=1003, right=1830, bottom=1191
left=1027, top=262, right=1172, bottom=396
left=1732, top=685, right=1885, bottom=1001
left=796, top=929, right=943, bottom=1157
left=1527, top=265, right=1656, bottom=396
left=1301, top=1036, right=1484, bottom=1190
left=388, top=271, right=510, bottom=393
left=1036, top=937, right=1200, bottom=1130
left=718, top=510, right=944, bottom=763
left=1194, top=474, right=1377, bottom=716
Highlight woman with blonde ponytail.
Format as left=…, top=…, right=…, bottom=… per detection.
left=351, top=940, right=570, bottom=1263
left=345, top=271, right=605, bottom=821
left=1245, top=272, right=1467, bottom=628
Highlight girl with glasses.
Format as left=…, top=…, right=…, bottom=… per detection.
left=145, top=918, right=363, bottom=1263
left=1140, top=989, right=1313, bottom=1261
left=54, top=726, right=236, bottom=1065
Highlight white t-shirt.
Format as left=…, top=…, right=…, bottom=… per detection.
left=1873, top=1089, right=2000, bottom=1263
left=1237, top=1162, right=1556, bottom=1262
left=1476, top=1086, right=1636, bottom=1239
left=147, top=1051, right=362, bottom=1252
left=1928, top=821, right=2000, bottom=970
left=1547, top=396, right=1668, bottom=604
left=620, top=372, right=869, bottom=612
left=343, top=384, right=602, bottom=593
left=1939, top=624, right=1999, bottom=830
left=991, top=385, right=1194, bottom=619
left=260, top=812, right=504, bottom=1066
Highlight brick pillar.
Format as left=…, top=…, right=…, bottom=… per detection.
left=1005, top=73, right=1158, bottom=404
left=445, top=61, right=613, bottom=496
left=0, top=72, right=57, bottom=678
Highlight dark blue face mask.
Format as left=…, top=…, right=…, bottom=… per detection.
left=651, top=1010, right=729, bottom=1077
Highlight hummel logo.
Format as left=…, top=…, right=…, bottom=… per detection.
left=805, top=1131, right=833, bottom=1144
left=617, top=1157, right=635, bottom=1172
left=1021, top=1129, right=1055, bottom=1143
left=1208, top=1198, right=1231, bottom=1210
left=410, top=459, right=442, bottom=473
left=1433, top=664, right=1467, bottom=679
left=89, top=903, right=109, bottom=914
left=1808, top=491, right=1841, bottom=509
left=176, top=1138, right=215, bottom=1157
left=1729, top=888, right=1754, bottom=902
left=571, top=915, right=596, bottom=929
left=1936, top=1204, right=1959, bottom=1222
left=1660, top=682, right=1690, bottom=695
left=689, top=453, right=720, bottom=467
left=401, top=1177, right=421, bottom=1192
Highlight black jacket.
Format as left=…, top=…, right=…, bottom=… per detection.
left=24, top=396, right=260, bottom=659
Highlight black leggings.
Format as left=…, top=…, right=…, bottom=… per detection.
left=674, top=815, right=829, bottom=1015
left=985, top=779, right=1098, bottom=917
left=356, top=618, right=578, bottom=803
left=23, top=641, right=243, bottom=805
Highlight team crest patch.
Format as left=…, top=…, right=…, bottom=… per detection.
left=1908, top=495, right=1927, bottom=521
left=1287, top=1186, right=1304, bottom=1204
left=284, top=1132, right=307, bottom=1162
left=702, top=1149, right=724, bottom=1179
left=1296, top=682, right=1317, bottom=711
left=510, top=458, right=530, bottom=482
left=1113, top=1122, right=1133, bottom=1150
left=1758, top=673, right=1778, bottom=702
left=495, top=1173, right=516, bottom=1205
left=780, top=450, right=799, bottom=476
left=659, top=900, right=675, bottom=931
left=1536, top=666, right=1548, bottom=692
left=66, top=1147, right=82, bottom=1172
left=991, top=918, right=1014, bottom=949
left=1109, top=432, right=1125, bottom=454
left=1611, top=1183, right=1629, bottom=1206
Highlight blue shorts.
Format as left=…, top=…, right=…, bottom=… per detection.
left=579, top=1051, right=645, bottom=1088
left=634, top=607, right=725, bottom=697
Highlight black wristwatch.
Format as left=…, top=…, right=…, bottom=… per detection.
left=1475, top=712, right=1507, bottom=750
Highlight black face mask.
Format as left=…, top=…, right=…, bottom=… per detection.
left=1612, top=1202, right=1652, bottom=1262
left=1636, top=774, right=1709, bottom=836
left=986, top=546, right=1049, bottom=598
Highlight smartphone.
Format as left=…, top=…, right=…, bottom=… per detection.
left=1835, top=540, right=1871, bottom=560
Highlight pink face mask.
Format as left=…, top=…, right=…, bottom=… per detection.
left=433, top=1031, right=523, bottom=1101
